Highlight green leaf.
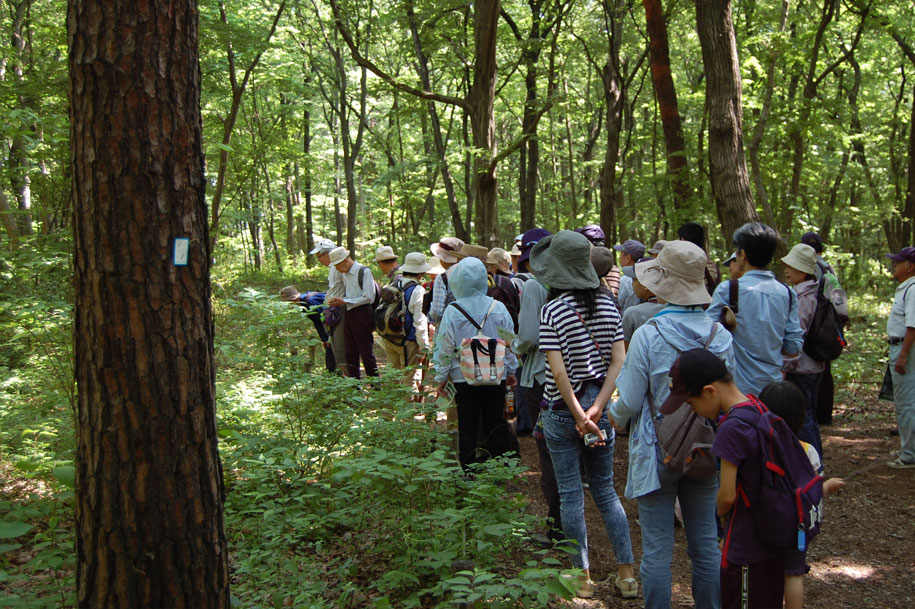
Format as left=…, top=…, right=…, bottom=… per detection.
left=0, top=522, right=32, bottom=539
left=52, top=465, right=76, bottom=488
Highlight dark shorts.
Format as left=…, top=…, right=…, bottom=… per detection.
left=722, top=554, right=786, bottom=609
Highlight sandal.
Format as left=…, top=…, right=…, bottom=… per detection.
left=614, top=575, right=639, bottom=599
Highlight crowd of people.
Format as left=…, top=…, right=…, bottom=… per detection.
left=279, top=222, right=914, bottom=608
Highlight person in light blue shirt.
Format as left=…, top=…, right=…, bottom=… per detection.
left=613, top=239, right=645, bottom=315
left=705, top=222, right=804, bottom=395
left=610, top=240, right=734, bottom=609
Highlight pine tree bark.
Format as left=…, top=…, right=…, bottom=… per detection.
left=69, top=1, right=229, bottom=606
left=694, top=0, right=758, bottom=243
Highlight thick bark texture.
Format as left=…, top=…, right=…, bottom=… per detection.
left=69, top=1, right=229, bottom=607
left=644, top=0, right=691, bottom=210
left=469, top=0, right=500, bottom=246
left=694, top=0, right=758, bottom=243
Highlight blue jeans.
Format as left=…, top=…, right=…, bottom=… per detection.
left=786, top=372, right=824, bottom=459
left=542, top=383, right=634, bottom=571
left=637, top=457, right=720, bottom=609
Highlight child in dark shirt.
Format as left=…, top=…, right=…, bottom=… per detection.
left=759, top=381, right=844, bottom=609
left=668, top=347, right=785, bottom=609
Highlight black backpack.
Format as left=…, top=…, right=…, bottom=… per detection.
left=802, top=276, right=846, bottom=362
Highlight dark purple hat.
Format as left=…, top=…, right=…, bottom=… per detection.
left=518, top=228, right=552, bottom=265
left=887, top=247, right=915, bottom=264
left=576, top=224, right=606, bottom=246
left=613, top=239, right=646, bottom=259
left=800, top=232, right=823, bottom=254
left=660, top=348, right=730, bottom=415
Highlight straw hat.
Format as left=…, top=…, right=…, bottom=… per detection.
left=634, top=241, right=711, bottom=306
left=400, top=252, right=432, bottom=274
left=529, top=230, right=599, bottom=290
left=486, top=248, right=512, bottom=274
left=453, top=243, right=489, bottom=261
left=327, top=246, right=349, bottom=266
left=781, top=243, right=817, bottom=276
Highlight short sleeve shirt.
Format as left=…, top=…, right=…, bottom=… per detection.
left=713, top=398, right=781, bottom=566
left=887, top=276, right=915, bottom=339
left=539, top=292, right=623, bottom=405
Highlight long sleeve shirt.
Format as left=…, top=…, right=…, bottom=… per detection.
left=782, top=279, right=826, bottom=375
left=334, top=262, right=375, bottom=310
left=706, top=270, right=804, bottom=394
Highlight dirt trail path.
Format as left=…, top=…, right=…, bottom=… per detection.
left=513, top=395, right=915, bottom=608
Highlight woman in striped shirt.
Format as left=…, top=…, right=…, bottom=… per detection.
left=530, top=230, right=637, bottom=600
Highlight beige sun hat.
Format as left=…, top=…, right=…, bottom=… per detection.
left=781, top=243, right=817, bottom=276
left=400, top=252, right=432, bottom=274
left=647, top=240, right=669, bottom=255
left=374, top=245, right=398, bottom=262
left=279, top=285, right=301, bottom=301
left=486, top=247, right=512, bottom=274
left=427, top=256, right=446, bottom=275
left=634, top=240, right=711, bottom=306
left=453, top=243, right=489, bottom=261
left=327, top=246, right=350, bottom=266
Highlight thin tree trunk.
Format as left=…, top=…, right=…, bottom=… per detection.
left=69, top=1, right=229, bottom=606
left=208, top=1, right=286, bottom=252
left=643, top=0, right=691, bottom=210
left=0, top=188, right=20, bottom=250
left=598, top=0, right=624, bottom=244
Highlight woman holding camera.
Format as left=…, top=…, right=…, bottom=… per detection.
left=529, top=230, right=636, bottom=599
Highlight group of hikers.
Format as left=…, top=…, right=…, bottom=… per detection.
left=279, top=221, right=915, bottom=609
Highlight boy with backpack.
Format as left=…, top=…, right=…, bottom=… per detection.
left=677, top=348, right=826, bottom=609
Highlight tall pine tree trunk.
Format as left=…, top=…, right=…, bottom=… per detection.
left=69, top=1, right=229, bottom=607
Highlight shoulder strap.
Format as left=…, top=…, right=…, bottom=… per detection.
left=480, top=299, right=497, bottom=327
left=450, top=302, right=482, bottom=331
left=358, top=265, right=368, bottom=289
left=729, top=278, right=739, bottom=313
left=559, top=297, right=610, bottom=366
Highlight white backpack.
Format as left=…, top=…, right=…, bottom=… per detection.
left=450, top=301, right=506, bottom=386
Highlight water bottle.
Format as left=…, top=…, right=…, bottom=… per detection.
left=504, top=389, right=515, bottom=420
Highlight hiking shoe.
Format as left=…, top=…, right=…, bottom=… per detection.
left=887, top=458, right=915, bottom=469
left=614, top=576, right=639, bottom=599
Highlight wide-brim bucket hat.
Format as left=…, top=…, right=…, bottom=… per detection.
left=427, top=256, right=447, bottom=275
left=328, top=246, right=350, bottom=267
left=374, top=245, right=398, bottom=262
left=400, top=252, right=432, bottom=274
left=634, top=240, right=711, bottom=306
left=529, top=230, right=599, bottom=290
left=279, top=285, right=301, bottom=301
left=781, top=243, right=817, bottom=276
left=430, top=237, right=464, bottom=264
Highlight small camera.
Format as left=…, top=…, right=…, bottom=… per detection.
left=583, top=429, right=608, bottom=446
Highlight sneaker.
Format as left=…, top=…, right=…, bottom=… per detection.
left=887, top=458, right=915, bottom=469
left=614, top=576, right=639, bottom=599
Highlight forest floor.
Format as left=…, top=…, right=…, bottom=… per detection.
left=511, top=389, right=915, bottom=608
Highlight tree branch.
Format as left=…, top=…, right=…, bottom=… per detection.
left=328, top=0, right=468, bottom=110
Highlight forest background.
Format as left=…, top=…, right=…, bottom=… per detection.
left=1, top=0, right=914, bottom=607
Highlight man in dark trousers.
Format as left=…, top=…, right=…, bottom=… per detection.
left=326, top=247, right=379, bottom=378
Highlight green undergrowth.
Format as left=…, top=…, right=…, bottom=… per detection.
left=1, top=250, right=893, bottom=607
